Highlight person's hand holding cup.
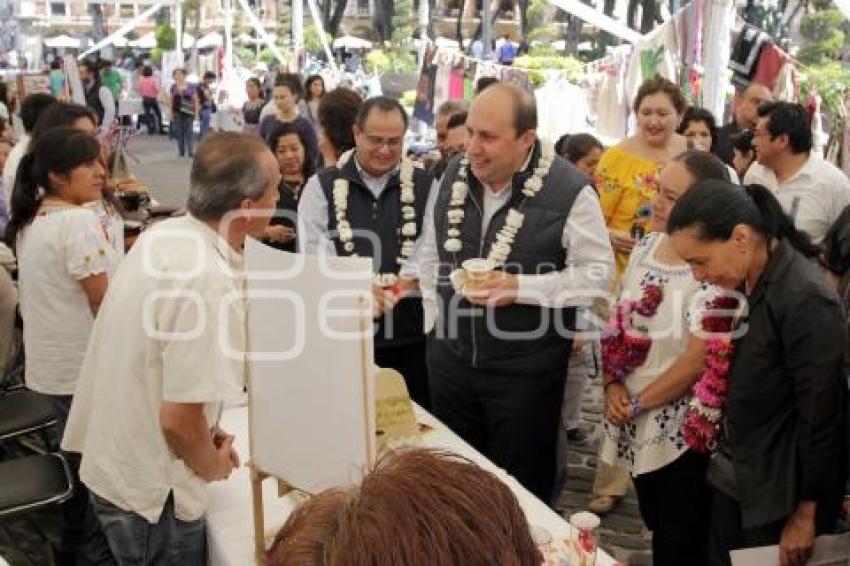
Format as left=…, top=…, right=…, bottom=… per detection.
left=462, top=258, right=518, bottom=307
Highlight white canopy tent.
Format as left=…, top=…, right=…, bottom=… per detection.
left=45, top=35, right=82, bottom=49
left=332, top=35, right=372, bottom=50
left=195, top=31, right=224, bottom=49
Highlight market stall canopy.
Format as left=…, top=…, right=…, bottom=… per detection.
left=130, top=31, right=194, bottom=49
left=434, top=36, right=460, bottom=49
left=236, top=32, right=276, bottom=45
left=333, top=35, right=372, bottom=49
left=196, top=31, right=223, bottom=49
left=45, top=35, right=82, bottom=49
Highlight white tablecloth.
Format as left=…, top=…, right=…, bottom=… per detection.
left=206, top=404, right=617, bottom=566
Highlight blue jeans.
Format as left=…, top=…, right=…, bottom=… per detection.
left=198, top=107, right=212, bottom=140
left=92, top=492, right=207, bottom=565
left=172, top=113, right=194, bottom=157
left=49, top=394, right=116, bottom=564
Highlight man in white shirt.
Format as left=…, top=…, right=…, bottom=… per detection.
left=2, top=93, right=56, bottom=205
left=744, top=101, right=850, bottom=245
left=62, top=132, right=281, bottom=563
left=409, top=84, right=614, bottom=501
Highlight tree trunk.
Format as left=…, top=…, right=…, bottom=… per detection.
left=328, top=0, right=348, bottom=36
left=456, top=0, right=465, bottom=45
left=89, top=3, right=107, bottom=57
left=427, top=0, right=436, bottom=39
left=518, top=0, right=528, bottom=41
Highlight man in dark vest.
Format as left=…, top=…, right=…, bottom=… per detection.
left=298, top=96, right=433, bottom=408
left=78, top=59, right=116, bottom=139
left=414, top=83, right=615, bottom=501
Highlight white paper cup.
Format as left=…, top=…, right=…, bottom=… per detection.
left=461, top=258, right=495, bottom=282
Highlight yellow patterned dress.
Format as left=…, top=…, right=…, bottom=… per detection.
left=595, top=146, right=662, bottom=277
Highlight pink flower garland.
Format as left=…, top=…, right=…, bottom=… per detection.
left=682, top=295, right=740, bottom=452
left=601, top=284, right=664, bottom=384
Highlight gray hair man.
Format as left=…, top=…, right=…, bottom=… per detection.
left=62, top=132, right=280, bottom=563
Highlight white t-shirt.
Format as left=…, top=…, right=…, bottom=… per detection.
left=17, top=207, right=119, bottom=395
left=62, top=215, right=247, bottom=523
left=743, top=154, right=850, bottom=244
left=599, top=233, right=714, bottom=476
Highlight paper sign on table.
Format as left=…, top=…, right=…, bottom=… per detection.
left=730, top=533, right=850, bottom=565
left=245, top=239, right=376, bottom=494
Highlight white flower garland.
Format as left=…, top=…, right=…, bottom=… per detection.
left=443, top=150, right=553, bottom=267
left=333, top=149, right=417, bottom=288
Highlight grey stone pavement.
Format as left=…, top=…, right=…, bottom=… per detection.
left=554, top=377, right=653, bottom=565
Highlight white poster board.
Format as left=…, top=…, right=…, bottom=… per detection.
left=244, top=239, right=376, bottom=493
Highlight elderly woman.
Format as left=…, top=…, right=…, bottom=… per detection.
left=668, top=181, right=847, bottom=566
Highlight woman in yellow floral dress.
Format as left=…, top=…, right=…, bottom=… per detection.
left=587, top=75, right=688, bottom=515
left=595, top=76, right=689, bottom=277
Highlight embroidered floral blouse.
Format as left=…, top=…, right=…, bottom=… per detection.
left=595, top=146, right=662, bottom=277
left=600, top=232, right=714, bottom=476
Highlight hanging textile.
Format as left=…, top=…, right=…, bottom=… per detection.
left=701, top=0, right=735, bottom=121
left=535, top=75, right=592, bottom=145
left=449, top=55, right=465, bottom=100
left=413, top=46, right=438, bottom=125
left=432, top=49, right=452, bottom=114
left=729, top=24, right=770, bottom=88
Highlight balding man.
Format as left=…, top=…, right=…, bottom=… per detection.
left=410, top=84, right=614, bottom=500
left=62, top=133, right=281, bottom=562
left=715, top=82, right=773, bottom=166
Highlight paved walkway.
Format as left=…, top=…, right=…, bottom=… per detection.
left=554, top=377, right=653, bottom=564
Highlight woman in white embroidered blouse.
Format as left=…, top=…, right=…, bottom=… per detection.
left=599, top=151, right=730, bottom=565
left=9, top=128, right=119, bottom=425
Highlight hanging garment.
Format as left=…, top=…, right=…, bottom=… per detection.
left=449, top=56, right=465, bottom=100
left=432, top=49, right=452, bottom=115
left=729, top=24, right=770, bottom=88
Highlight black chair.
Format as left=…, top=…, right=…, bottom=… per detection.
left=0, top=390, right=56, bottom=452
left=0, top=453, right=73, bottom=519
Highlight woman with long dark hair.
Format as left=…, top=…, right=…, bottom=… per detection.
left=299, top=74, right=324, bottom=135
left=8, top=127, right=117, bottom=562
left=261, top=121, right=317, bottom=252
left=243, top=77, right=266, bottom=136
left=667, top=181, right=847, bottom=565
left=170, top=68, right=198, bottom=157
left=28, top=102, right=125, bottom=256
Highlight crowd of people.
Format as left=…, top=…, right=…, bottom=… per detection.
left=0, top=59, right=847, bottom=566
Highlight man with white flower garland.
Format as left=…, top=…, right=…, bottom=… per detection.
left=410, top=83, right=615, bottom=501
left=298, top=96, right=434, bottom=408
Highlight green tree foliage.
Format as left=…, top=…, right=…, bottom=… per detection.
left=797, top=8, right=845, bottom=65
left=155, top=24, right=177, bottom=50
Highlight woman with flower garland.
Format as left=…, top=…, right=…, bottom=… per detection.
left=589, top=75, right=689, bottom=516
left=598, top=151, right=729, bottom=564
left=667, top=181, right=847, bottom=566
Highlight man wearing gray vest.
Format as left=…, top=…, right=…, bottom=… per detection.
left=299, top=97, right=434, bottom=408
left=411, top=84, right=614, bottom=500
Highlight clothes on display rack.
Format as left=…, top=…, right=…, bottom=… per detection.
left=535, top=76, right=591, bottom=145
left=729, top=24, right=771, bottom=88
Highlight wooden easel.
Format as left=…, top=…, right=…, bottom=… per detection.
left=247, top=298, right=375, bottom=565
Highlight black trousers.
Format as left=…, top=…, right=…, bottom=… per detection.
left=374, top=339, right=430, bottom=410
left=708, top=488, right=841, bottom=566
left=633, top=450, right=711, bottom=566
left=427, top=353, right=566, bottom=502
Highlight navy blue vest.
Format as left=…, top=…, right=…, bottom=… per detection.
left=318, top=155, right=431, bottom=347
left=430, top=144, right=586, bottom=374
